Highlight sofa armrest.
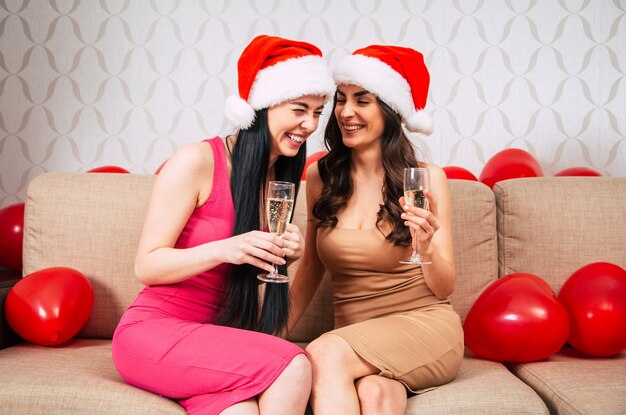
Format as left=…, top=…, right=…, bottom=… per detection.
left=0, top=277, right=23, bottom=349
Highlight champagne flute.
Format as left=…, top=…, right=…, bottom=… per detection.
left=257, top=181, right=295, bottom=283
left=400, top=167, right=432, bottom=265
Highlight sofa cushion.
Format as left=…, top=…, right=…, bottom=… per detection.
left=286, top=270, right=334, bottom=342
left=0, top=339, right=184, bottom=414
left=407, top=353, right=548, bottom=414
left=508, top=347, right=626, bottom=415
left=291, top=342, right=549, bottom=415
left=494, top=177, right=626, bottom=291
left=23, top=173, right=155, bottom=339
left=447, top=180, right=498, bottom=321
left=287, top=183, right=334, bottom=342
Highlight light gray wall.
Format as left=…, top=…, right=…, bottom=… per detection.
left=1, top=0, right=624, bottom=206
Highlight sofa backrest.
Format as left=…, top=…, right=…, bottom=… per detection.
left=494, top=177, right=626, bottom=293
left=447, top=180, right=499, bottom=321
left=23, top=173, right=498, bottom=341
left=24, top=173, right=155, bottom=339
left=287, top=179, right=498, bottom=342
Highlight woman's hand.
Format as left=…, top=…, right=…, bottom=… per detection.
left=223, top=231, right=287, bottom=273
left=281, top=223, right=304, bottom=261
left=400, top=190, right=440, bottom=253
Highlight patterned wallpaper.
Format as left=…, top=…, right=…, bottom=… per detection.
left=1, top=0, right=625, bottom=207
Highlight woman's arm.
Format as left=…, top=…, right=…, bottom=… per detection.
left=288, top=162, right=327, bottom=331
left=135, top=142, right=285, bottom=286
left=400, top=164, right=456, bottom=299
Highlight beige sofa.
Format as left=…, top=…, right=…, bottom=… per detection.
left=0, top=172, right=624, bottom=414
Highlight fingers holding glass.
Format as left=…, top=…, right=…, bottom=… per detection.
left=280, top=223, right=303, bottom=260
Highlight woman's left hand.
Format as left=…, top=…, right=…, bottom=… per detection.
left=400, top=190, right=440, bottom=251
left=281, top=223, right=304, bottom=261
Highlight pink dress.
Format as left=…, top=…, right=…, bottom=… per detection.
left=112, top=137, right=303, bottom=415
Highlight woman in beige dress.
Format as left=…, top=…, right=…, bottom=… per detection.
left=290, top=45, right=464, bottom=414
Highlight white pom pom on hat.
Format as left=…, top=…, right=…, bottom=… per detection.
left=224, top=95, right=256, bottom=130
left=406, top=110, right=433, bottom=135
left=225, top=35, right=335, bottom=130
left=332, top=45, right=433, bottom=135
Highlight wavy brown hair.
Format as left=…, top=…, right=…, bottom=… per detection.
left=313, top=96, right=424, bottom=245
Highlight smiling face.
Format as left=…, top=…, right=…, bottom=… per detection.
left=334, top=84, right=385, bottom=151
left=267, top=95, right=326, bottom=161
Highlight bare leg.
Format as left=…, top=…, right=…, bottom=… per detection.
left=355, top=375, right=407, bottom=415
left=306, top=334, right=379, bottom=415
left=220, top=399, right=259, bottom=415
left=257, top=354, right=311, bottom=414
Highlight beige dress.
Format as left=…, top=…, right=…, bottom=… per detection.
left=316, top=225, right=464, bottom=393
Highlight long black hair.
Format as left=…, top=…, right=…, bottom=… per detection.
left=313, top=96, right=422, bottom=245
left=218, top=109, right=306, bottom=335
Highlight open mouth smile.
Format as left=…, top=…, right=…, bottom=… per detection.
left=286, top=133, right=305, bottom=143
left=343, top=123, right=364, bottom=132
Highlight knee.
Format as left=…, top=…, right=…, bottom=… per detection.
left=356, top=376, right=406, bottom=414
left=282, top=353, right=312, bottom=388
left=305, top=334, right=349, bottom=370
left=356, top=376, right=386, bottom=407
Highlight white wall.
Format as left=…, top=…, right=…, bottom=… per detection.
left=1, top=0, right=625, bottom=206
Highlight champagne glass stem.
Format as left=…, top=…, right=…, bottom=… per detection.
left=268, top=263, right=278, bottom=278
left=410, top=228, right=420, bottom=262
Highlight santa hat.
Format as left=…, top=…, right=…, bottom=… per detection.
left=225, top=35, right=335, bottom=130
left=333, top=45, right=433, bottom=135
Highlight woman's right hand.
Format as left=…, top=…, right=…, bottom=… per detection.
left=223, top=231, right=287, bottom=273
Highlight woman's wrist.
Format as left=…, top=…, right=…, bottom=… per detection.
left=418, top=244, right=435, bottom=261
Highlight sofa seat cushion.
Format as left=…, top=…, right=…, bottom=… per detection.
left=508, top=347, right=626, bottom=415
left=294, top=342, right=549, bottom=415
left=0, top=339, right=184, bottom=415
left=406, top=353, right=548, bottom=414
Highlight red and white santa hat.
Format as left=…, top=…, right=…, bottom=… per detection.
left=225, top=35, right=335, bottom=130
left=333, top=45, right=433, bottom=135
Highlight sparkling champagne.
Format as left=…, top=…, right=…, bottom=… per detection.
left=267, top=198, right=294, bottom=236
left=405, top=189, right=429, bottom=210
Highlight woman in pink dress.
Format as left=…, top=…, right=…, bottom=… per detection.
left=111, top=35, right=334, bottom=415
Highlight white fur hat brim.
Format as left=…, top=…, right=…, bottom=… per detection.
left=225, top=55, right=335, bottom=130
left=333, top=54, right=432, bottom=135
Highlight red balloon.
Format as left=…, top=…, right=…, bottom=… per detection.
left=302, top=151, right=328, bottom=180
left=87, top=165, right=130, bottom=174
left=554, top=167, right=602, bottom=177
left=464, top=273, right=569, bottom=362
left=443, top=166, right=478, bottom=181
left=0, top=203, right=25, bottom=271
left=154, top=159, right=168, bottom=175
left=558, top=262, right=626, bottom=357
left=5, top=267, right=94, bottom=346
left=479, top=149, right=544, bottom=189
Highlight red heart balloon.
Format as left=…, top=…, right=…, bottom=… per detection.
left=5, top=267, right=94, bottom=346
left=302, top=151, right=328, bottom=180
left=464, top=273, right=569, bottom=362
left=0, top=203, right=25, bottom=271
left=554, top=167, right=602, bottom=177
left=558, top=262, right=626, bottom=357
left=154, top=159, right=168, bottom=175
left=443, top=166, right=478, bottom=181
left=479, top=148, right=543, bottom=189
left=87, top=165, right=130, bottom=174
